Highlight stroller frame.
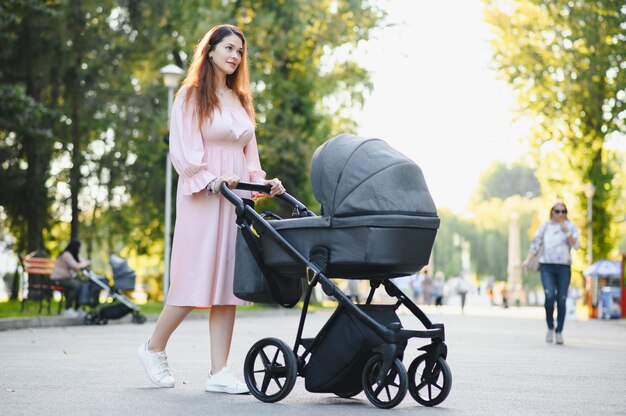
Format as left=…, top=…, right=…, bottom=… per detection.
left=223, top=183, right=451, bottom=409
left=82, top=268, right=146, bottom=325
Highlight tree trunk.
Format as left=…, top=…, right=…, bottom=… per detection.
left=21, top=16, right=51, bottom=253
left=68, top=2, right=85, bottom=240
left=69, top=100, right=82, bottom=240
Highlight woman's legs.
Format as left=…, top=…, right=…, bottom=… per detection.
left=540, top=264, right=557, bottom=331
left=554, top=265, right=571, bottom=333
left=54, top=279, right=81, bottom=310
left=204, top=305, right=248, bottom=394
left=138, top=305, right=190, bottom=388
left=146, top=304, right=237, bottom=363
left=148, top=305, right=193, bottom=352
left=209, top=305, right=236, bottom=373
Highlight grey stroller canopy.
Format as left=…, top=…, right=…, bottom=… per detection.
left=311, top=134, right=437, bottom=218
left=261, top=134, right=440, bottom=279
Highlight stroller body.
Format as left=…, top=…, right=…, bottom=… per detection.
left=81, top=255, right=146, bottom=325
left=225, top=135, right=450, bottom=409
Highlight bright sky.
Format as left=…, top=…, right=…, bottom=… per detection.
left=354, top=0, right=531, bottom=212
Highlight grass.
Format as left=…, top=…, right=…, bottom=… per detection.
left=0, top=300, right=52, bottom=318
left=0, top=299, right=282, bottom=319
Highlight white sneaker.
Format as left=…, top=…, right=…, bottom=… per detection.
left=555, top=332, right=564, bottom=345
left=205, top=367, right=249, bottom=394
left=62, top=308, right=79, bottom=318
left=545, top=330, right=554, bottom=343
left=137, top=341, right=175, bottom=388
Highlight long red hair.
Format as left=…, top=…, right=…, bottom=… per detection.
left=179, top=24, right=255, bottom=127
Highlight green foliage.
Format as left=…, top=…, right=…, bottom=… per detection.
left=432, top=208, right=464, bottom=279
left=0, top=85, right=55, bottom=253
left=1, top=0, right=171, bottom=255
left=483, top=0, right=626, bottom=261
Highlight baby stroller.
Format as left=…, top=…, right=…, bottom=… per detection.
left=81, top=255, right=147, bottom=325
left=223, top=134, right=451, bottom=409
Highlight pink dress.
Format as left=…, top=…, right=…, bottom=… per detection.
left=166, top=87, right=266, bottom=307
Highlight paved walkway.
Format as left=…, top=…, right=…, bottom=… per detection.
left=2, top=296, right=626, bottom=415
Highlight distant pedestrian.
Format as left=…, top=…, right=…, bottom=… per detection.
left=347, top=279, right=361, bottom=303
left=501, top=286, right=509, bottom=309
left=411, top=269, right=425, bottom=303
left=433, top=271, right=445, bottom=306
left=456, top=274, right=472, bottom=314
left=522, top=200, right=580, bottom=345
left=486, top=277, right=495, bottom=306
left=421, top=271, right=434, bottom=305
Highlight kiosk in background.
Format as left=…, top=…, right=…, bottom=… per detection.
left=584, top=256, right=626, bottom=319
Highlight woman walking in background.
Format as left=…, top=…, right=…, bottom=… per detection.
left=523, top=200, right=580, bottom=345
left=137, top=24, right=285, bottom=393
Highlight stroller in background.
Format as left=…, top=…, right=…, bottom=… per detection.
left=81, top=255, right=147, bottom=325
left=224, top=134, right=451, bottom=409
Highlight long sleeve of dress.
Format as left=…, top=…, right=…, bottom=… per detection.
left=169, top=88, right=216, bottom=195
left=244, top=132, right=266, bottom=184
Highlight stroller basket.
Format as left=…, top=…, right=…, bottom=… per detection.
left=304, top=304, right=404, bottom=394
left=234, top=226, right=302, bottom=306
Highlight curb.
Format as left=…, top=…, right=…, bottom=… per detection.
left=0, top=315, right=89, bottom=331
left=0, top=306, right=303, bottom=332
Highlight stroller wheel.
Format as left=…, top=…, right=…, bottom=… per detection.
left=407, top=354, right=452, bottom=407
left=84, top=312, right=96, bottom=325
left=361, top=356, right=407, bottom=409
left=244, top=337, right=297, bottom=403
left=131, top=313, right=147, bottom=324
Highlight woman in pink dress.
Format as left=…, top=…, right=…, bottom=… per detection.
left=137, top=24, right=285, bottom=393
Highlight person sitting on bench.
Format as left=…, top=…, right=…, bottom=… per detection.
left=51, top=239, right=91, bottom=318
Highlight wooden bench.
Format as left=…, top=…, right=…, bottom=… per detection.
left=20, top=252, right=65, bottom=314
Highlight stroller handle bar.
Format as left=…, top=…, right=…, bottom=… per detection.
left=220, top=182, right=314, bottom=218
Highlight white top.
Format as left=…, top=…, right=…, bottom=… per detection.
left=530, top=220, right=580, bottom=265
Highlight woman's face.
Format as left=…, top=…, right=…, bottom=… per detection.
left=209, top=34, right=243, bottom=77
left=551, top=204, right=568, bottom=220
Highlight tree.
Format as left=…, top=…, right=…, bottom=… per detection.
left=1, top=1, right=183, bottom=254
left=483, top=0, right=626, bottom=262
left=474, top=161, right=541, bottom=201
left=0, top=2, right=62, bottom=254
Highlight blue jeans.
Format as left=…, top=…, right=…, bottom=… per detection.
left=540, top=263, right=571, bottom=333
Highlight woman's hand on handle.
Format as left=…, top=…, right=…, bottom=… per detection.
left=264, top=178, right=285, bottom=197
left=215, top=174, right=240, bottom=192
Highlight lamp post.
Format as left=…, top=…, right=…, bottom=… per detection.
left=583, top=183, right=596, bottom=266
left=160, top=64, right=184, bottom=303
